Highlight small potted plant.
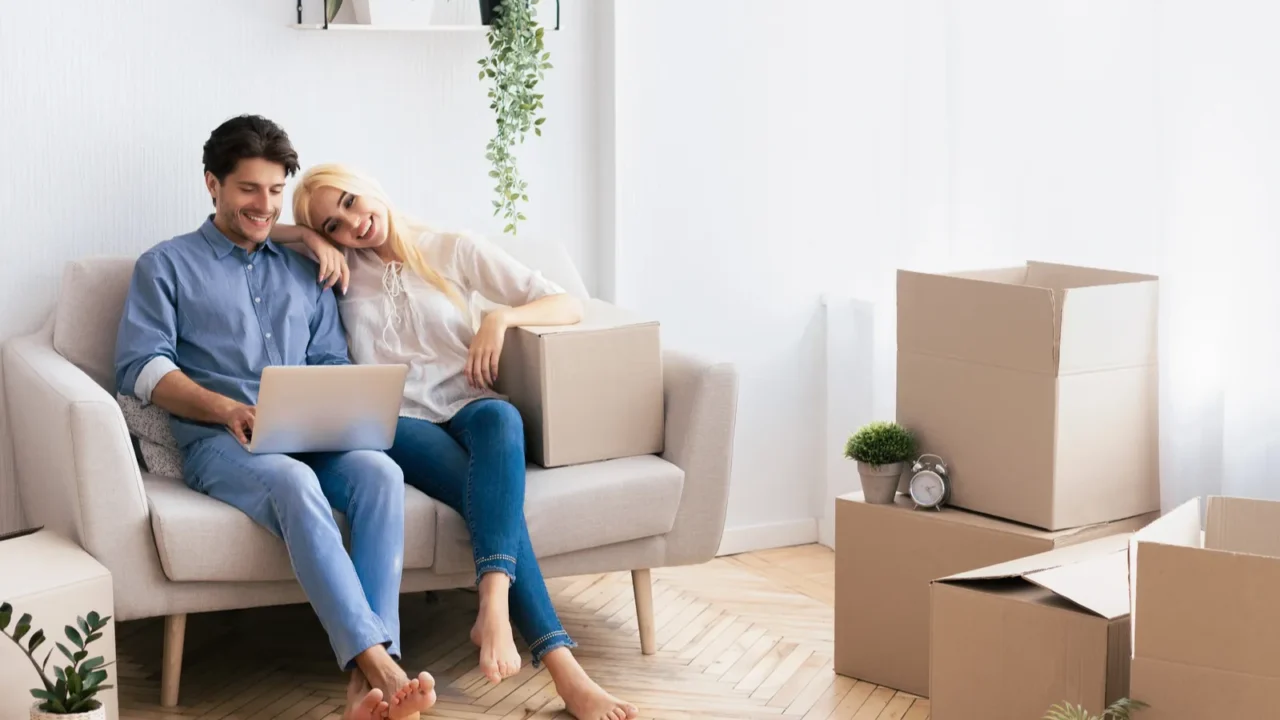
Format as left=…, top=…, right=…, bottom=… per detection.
left=1044, top=698, right=1148, bottom=719
left=844, top=421, right=916, bottom=504
left=1, top=602, right=113, bottom=720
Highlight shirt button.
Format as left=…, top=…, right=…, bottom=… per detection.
left=247, top=263, right=254, bottom=270
left=265, top=333, right=272, bottom=339
left=255, top=297, right=262, bottom=303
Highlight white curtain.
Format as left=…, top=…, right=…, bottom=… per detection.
left=816, top=0, right=1280, bottom=514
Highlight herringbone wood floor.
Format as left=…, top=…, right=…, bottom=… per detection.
left=116, top=545, right=930, bottom=719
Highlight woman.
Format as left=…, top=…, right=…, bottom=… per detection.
left=286, top=164, right=638, bottom=720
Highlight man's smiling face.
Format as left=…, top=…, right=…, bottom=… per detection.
left=206, top=156, right=286, bottom=247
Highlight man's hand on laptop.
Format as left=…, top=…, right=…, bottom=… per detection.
left=216, top=399, right=257, bottom=445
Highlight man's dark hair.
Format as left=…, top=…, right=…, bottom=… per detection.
left=202, top=114, right=300, bottom=184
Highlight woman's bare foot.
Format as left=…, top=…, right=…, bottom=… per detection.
left=386, top=672, right=437, bottom=719
left=472, top=572, right=522, bottom=683
left=543, top=647, right=638, bottom=720
left=344, top=672, right=388, bottom=720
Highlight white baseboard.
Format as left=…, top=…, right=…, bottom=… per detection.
left=818, top=517, right=835, bottom=550
left=715, top=518, right=819, bottom=557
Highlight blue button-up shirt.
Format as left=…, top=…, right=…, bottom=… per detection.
left=114, top=216, right=350, bottom=447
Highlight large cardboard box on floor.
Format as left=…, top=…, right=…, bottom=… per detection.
left=0, top=529, right=118, bottom=720
left=1129, top=496, right=1280, bottom=719
left=896, top=262, right=1160, bottom=531
left=496, top=298, right=663, bottom=467
left=930, top=534, right=1134, bottom=720
left=834, top=492, right=1155, bottom=697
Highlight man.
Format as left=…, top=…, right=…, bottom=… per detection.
left=114, top=115, right=434, bottom=719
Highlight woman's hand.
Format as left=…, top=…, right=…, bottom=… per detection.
left=302, top=229, right=349, bottom=294
left=467, top=310, right=510, bottom=389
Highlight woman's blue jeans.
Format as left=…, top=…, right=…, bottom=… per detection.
left=387, top=399, right=576, bottom=666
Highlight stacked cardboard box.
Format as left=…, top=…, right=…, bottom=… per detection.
left=835, top=261, right=1163, bottom=713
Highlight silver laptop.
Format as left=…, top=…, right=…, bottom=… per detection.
left=245, top=364, right=409, bottom=454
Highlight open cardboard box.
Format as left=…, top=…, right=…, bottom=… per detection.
left=835, top=492, right=1155, bottom=697
left=931, top=534, right=1134, bottom=720
left=896, top=261, right=1160, bottom=530
left=1129, top=496, right=1280, bottom=719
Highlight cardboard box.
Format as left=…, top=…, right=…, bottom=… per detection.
left=1129, top=496, right=1280, bottom=719
left=930, top=534, right=1134, bottom=719
left=896, top=262, right=1160, bottom=530
left=834, top=492, right=1155, bottom=697
left=496, top=298, right=663, bottom=467
left=0, top=528, right=118, bottom=720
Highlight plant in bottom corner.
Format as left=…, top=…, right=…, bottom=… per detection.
left=1044, top=698, right=1149, bottom=720
left=1, top=602, right=113, bottom=716
left=478, top=0, right=552, bottom=236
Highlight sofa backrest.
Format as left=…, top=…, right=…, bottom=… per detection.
left=52, top=236, right=590, bottom=392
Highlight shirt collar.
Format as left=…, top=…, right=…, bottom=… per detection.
left=198, top=216, right=282, bottom=259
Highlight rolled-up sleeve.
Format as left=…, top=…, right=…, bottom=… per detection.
left=306, top=287, right=351, bottom=366
left=114, top=251, right=180, bottom=402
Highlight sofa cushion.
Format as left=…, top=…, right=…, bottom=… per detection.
left=54, top=257, right=136, bottom=391
left=144, top=473, right=438, bottom=582
left=432, top=454, right=685, bottom=576
left=116, top=394, right=183, bottom=478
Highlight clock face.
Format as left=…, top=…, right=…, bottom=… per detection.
left=910, top=471, right=946, bottom=507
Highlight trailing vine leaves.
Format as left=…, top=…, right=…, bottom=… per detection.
left=478, top=0, right=551, bottom=235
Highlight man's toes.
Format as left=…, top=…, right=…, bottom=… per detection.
left=416, top=672, right=435, bottom=693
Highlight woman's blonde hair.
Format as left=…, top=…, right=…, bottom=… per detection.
left=292, top=163, right=467, bottom=312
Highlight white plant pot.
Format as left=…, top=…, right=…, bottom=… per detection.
left=30, top=702, right=106, bottom=720
left=352, top=0, right=443, bottom=28
left=858, top=461, right=904, bottom=505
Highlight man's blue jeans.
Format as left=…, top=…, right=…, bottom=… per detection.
left=182, top=433, right=406, bottom=670
left=387, top=399, right=576, bottom=666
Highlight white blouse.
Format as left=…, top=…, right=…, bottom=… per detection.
left=337, top=230, right=565, bottom=423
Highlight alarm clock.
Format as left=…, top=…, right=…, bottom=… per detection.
left=908, top=453, right=951, bottom=510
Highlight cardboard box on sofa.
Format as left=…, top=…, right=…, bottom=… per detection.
left=495, top=298, right=663, bottom=468
left=896, top=261, right=1160, bottom=531
left=1129, top=496, right=1280, bottom=719
left=834, top=492, right=1155, bottom=697
left=930, top=534, right=1134, bottom=720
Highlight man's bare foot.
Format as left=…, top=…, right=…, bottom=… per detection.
left=387, top=672, right=436, bottom=719
left=472, top=572, right=522, bottom=683
left=543, top=647, right=638, bottom=720
left=344, top=672, right=388, bottom=720
left=354, top=647, right=421, bottom=720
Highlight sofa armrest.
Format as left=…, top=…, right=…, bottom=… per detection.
left=3, top=329, right=151, bottom=569
left=658, top=348, right=739, bottom=567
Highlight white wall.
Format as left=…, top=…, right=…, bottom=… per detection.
left=610, top=0, right=1267, bottom=551
left=0, top=0, right=602, bottom=531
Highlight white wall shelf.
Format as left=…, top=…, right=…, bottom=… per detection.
left=290, top=22, right=490, bottom=31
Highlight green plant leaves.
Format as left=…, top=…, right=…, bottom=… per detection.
left=66, top=626, right=84, bottom=650
left=844, top=421, right=916, bottom=466
left=27, top=629, right=44, bottom=654
left=1043, top=698, right=1149, bottom=720
left=0, top=602, right=11, bottom=631
left=480, top=0, right=551, bottom=235
left=325, top=0, right=344, bottom=23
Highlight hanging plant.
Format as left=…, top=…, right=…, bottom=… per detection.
left=478, top=0, right=551, bottom=235
left=325, top=0, right=344, bottom=23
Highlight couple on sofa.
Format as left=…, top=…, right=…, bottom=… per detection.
left=112, top=114, right=638, bottom=720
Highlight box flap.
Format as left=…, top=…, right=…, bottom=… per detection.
left=940, top=533, right=1132, bottom=582
left=897, top=268, right=1058, bottom=374
left=1205, top=496, right=1280, bottom=558
left=1056, top=279, right=1158, bottom=374
left=517, top=298, right=657, bottom=337
left=936, top=534, right=1131, bottom=618
left=1025, top=549, right=1130, bottom=619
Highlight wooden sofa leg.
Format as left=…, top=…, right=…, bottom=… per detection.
left=631, top=569, right=656, bottom=655
left=161, top=614, right=187, bottom=707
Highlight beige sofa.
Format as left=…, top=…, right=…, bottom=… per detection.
left=2, top=237, right=739, bottom=707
